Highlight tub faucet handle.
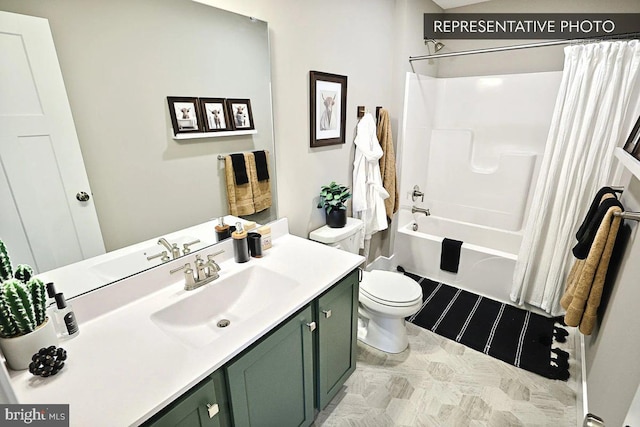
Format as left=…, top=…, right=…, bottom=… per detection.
left=412, top=185, right=424, bottom=202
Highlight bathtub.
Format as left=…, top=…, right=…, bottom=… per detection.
left=394, top=210, right=521, bottom=305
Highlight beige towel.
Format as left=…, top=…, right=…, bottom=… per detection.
left=247, top=151, right=272, bottom=213
left=224, top=153, right=256, bottom=216
left=376, top=109, right=399, bottom=222
left=561, top=193, right=614, bottom=309
left=561, top=205, right=622, bottom=335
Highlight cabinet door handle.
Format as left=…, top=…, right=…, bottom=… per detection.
left=322, top=309, right=332, bottom=318
left=207, top=403, right=219, bottom=418
left=306, top=321, right=316, bottom=332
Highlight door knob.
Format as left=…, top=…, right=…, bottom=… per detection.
left=76, top=191, right=90, bottom=202
left=322, top=309, right=332, bottom=318
left=306, top=322, right=316, bottom=332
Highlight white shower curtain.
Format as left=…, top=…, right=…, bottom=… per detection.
left=511, top=40, right=640, bottom=315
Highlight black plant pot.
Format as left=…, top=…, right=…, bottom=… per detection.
left=326, top=209, right=347, bottom=228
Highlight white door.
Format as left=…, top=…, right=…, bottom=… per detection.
left=0, top=11, right=104, bottom=273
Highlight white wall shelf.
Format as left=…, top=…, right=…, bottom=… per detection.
left=173, top=129, right=257, bottom=140
left=614, top=147, right=640, bottom=180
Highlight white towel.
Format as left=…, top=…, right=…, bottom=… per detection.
left=352, top=113, right=389, bottom=249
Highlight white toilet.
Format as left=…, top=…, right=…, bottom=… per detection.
left=309, top=218, right=423, bottom=353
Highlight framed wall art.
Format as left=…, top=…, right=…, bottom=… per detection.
left=226, top=98, right=255, bottom=131
left=199, top=98, right=231, bottom=132
left=167, top=96, right=203, bottom=134
left=309, top=71, right=347, bottom=148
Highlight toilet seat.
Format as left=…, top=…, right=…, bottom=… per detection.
left=360, top=271, right=422, bottom=307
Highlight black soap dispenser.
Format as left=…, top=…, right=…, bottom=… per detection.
left=215, top=217, right=231, bottom=241
left=232, top=222, right=250, bottom=263
left=53, top=293, right=79, bottom=338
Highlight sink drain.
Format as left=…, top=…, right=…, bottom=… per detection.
left=217, top=319, right=231, bottom=328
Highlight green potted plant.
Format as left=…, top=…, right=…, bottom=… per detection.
left=317, top=181, right=351, bottom=228
left=0, top=240, right=57, bottom=370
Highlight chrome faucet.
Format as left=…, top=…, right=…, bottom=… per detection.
left=158, top=237, right=181, bottom=259
left=412, top=185, right=424, bottom=202
left=182, top=239, right=201, bottom=256
left=411, top=206, right=430, bottom=216
left=170, top=250, right=225, bottom=291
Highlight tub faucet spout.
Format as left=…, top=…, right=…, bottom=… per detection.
left=411, top=206, right=430, bottom=216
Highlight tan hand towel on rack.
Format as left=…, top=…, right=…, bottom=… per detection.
left=561, top=204, right=622, bottom=335
left=247, top=151, right=272, bottom=213
left=376, top=109, right=399, bottom=223
left=224, top=153, right=256, bottom=216
left=561, top=192, right=615, bottom=308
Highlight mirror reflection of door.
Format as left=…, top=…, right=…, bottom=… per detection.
left=0, top=11, right=105, bottom=273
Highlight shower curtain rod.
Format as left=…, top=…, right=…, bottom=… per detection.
left=409, top=32, right=640, bottom=61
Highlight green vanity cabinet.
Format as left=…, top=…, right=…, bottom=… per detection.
left=143, top=370, right=231, bottom=427
left=226, top=305, right=315, bottom=427
left=144, top=269, right=359, bottom=427
left=316, top=269, right=359, bottom=409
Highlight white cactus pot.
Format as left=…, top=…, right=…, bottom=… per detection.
left=0, top=318, right=58, bottom=370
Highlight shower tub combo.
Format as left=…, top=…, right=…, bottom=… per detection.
left=394, top=210, right=520, bottom=305
left=394, top=71, right=563, bottom=305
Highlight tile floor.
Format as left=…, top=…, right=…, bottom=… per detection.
left=314, top=322, right=579, bottom=427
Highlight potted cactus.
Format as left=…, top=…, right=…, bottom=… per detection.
left=0, top=240, right=57, bottom=370
left=317, top=181, right=351, bottom=228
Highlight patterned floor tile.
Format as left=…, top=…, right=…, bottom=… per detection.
left=315, top=323, right=577, bottom=426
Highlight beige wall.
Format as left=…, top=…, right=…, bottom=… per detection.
left=436, top=0, right=640, bottom=77
left=195, top=0, right=440, bottom=247
left=582, top=175, right=640, bottom=427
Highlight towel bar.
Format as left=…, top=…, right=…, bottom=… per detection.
left=613, top=211, right=640, bottom=221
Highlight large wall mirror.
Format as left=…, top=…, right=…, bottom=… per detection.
left=0, top=0, right=277, bottom=297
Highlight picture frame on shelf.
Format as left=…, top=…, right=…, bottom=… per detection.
left=309, top=71, right=347, bottom=148
left=167, top=97, right=203, bottom=134
left=226, top=99, right=255, bottom=131
left=199, top=98, right=231, bottom=132
left=624, top=115, right=640, bottom=160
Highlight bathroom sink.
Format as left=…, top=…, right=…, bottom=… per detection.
left=150, top=266, right=301, bottom=349
left=90, top=235, right=209, bottom=281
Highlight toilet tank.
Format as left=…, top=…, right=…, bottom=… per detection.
left=309, top=217, right=363, bottom=254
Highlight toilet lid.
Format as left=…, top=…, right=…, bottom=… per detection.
left=360, top=271, right=422, bottom=305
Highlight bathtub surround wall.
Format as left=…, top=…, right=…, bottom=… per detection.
left=425, top=129, right=535, bottom=230
left=394, top=70, right=561, bottom=304
left=399, top=71, right=562, bottom=232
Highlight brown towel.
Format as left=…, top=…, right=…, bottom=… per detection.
left=561, top=204, right=622, bottom=335
left=376, top=109, right=399, bottom=222
left=224, top=153, right=256, bottom=216
left=247, top=151, right=272, bottom=213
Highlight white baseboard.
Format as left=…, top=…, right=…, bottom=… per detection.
left=366, top=254, right=396, bottom=272
left=576, top=332, right=587, bottom=427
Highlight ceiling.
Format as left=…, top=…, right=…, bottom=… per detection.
left=431, top=0, right=492, bottom=10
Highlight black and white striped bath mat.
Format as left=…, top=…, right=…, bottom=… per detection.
left=402, top=269, right=570, bottom=381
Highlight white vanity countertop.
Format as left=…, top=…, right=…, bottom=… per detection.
left=8, top=218, right=364, bottom=427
